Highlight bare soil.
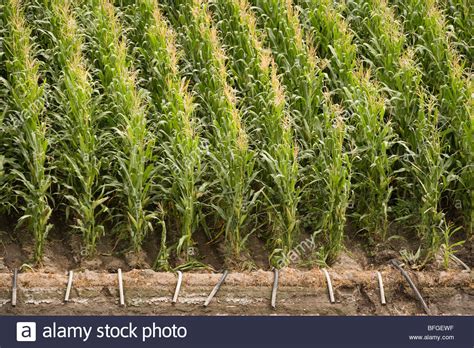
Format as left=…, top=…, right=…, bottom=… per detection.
left=0, top=219, right=472, bottom=315
left=0, top=269, right=471, bottom=315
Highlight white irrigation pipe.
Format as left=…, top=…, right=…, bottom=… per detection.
left=322, top=268, right=335, bottom=304
left=204, top=270, right=228, bottom=307
left=64, top=270, right=74, bottom=302
left=449, top=253, right=470, bottom=272
left=118, top=268, right=125, bottom=306
left=376, top=271, right=386, bottom=305
left=11, top=268, right=17, bottom=307
left=172, top=271, right=183, bottom=304
left=271, top=268, right=279, bottom=309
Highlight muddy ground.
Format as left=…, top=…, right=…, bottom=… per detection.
left=0, top=217, right=472, bottom=315
left=0, top=268, right=472, bottom=315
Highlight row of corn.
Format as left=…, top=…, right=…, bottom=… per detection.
left=0, top=0, right=471, bottom=269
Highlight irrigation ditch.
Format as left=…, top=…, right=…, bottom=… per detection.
left=0, top=268, right=472, bottom=316
left=0, top=230, right=472, bottom=316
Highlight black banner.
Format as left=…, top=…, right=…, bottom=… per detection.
left=1, top=316, right=472, bottom=347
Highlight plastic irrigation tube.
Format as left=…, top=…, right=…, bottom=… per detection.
left=118, top=268, right=125, bottom=306
left=11, top=268, right=17, bottom=307
left=376, top=271, right=386, bottom=305
left=203, top=270, right=228, bottom=307
left=64, top=270, right=74, bottom=302
left=172, top=271, right=183, bottom=304
left=322, top=268, right=335, bottom=304
left=449, top=254, right=471, bottom=272
left=440, top=245, right=470, bottom=271
left=449, top=253, right=470, bottom=271
left=271, top=269, right=279, bottom=309
left=390, top=259, right=430, bottom=315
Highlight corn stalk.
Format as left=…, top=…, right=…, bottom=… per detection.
left=163, top=0, right=258, bottom=264
left=209, top=0, right=300, bottom=267
left=0, top=2, right=11, bottom=213
left=344, top=0, right=449, bottom=262
left=392, top=0, right=473, bottom=235
left=84, top=0, right=157, bottom=252
left=34, top=0, right=107, bottom=256
left=3, top=0, right=52, bottom=263
left=250, top=0, right=352, bottom=263
left=438, top=0, right=473, bottom=65
left=124, top=0, right=204, bottom=268
left=296, top=0, right=396, bottom=243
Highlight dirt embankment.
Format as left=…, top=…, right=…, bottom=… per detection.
left=0, top=268, right=472, bottom=315
left=0, top=218, right=472, bottom=315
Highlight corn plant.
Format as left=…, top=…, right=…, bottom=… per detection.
left=28, top=0, right=108, bottom=256
left=162, top=0, right=258, bottom=264
left=342, top=0, right=405, bottom=85
left=249, top=0, right=351, bottom=263
left=209, top=0, right=300, bottom=267
left=296, top=0, right=396, bottom=243
left=249, top=0, right=325, bottom=146
left=343, top=0, right=450, bottom=262
left=409, top=94, right=449, bottom=262
left=122, top=0, right=204, bottom=269
left=440, top=221, right=464, bottom=269
left=83, top=0, right=157, bottom=253
left=348, top=72, right=395, bottom=243
left=316, top=101, right=351, bottom=261
left=392, top=0, right=473, bottom=235
left=3, top=0, right=52, bottom=263
left=0, top=3, right=11, bottom=213
left=438, top=0, right=473, bottom=64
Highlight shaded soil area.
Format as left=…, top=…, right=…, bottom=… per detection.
left=0, top=211, right=474, bottom=273
left=0, top=269, right=471, bottom=315
left=1, top=219, right=472, bottom=274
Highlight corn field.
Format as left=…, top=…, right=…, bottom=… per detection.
left=0, top=0, right=471, bottom=269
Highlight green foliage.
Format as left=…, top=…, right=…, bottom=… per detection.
left=438, top=0, right=473, bottom=65
left=249, top=0, right=351, bottom=263
left=0, top=0, right=469, bottom=270
left=34, top=0, right=107, bottom=256
left=163, top=0, right=258, bottom=263
left=124, top=0, right=204, bottom=267
left=3, top=0, right=52, bottom=263
left=392, top=0, right=473, bottom=234
left=296, top=0, right=396, bottom=242
left=343, top=0, right=453, bottom=261
left=0, top=2, right=11, bottom=213
left=83, top=0, right=157, bottom=252
left=210, top=0, right=300, bottom=267
left=441, top=222, right=464, bottom=269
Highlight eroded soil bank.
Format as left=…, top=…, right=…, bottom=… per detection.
left=0, top=219, right=472, bottom=315
left=0, top=268, right=472, bottom=315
